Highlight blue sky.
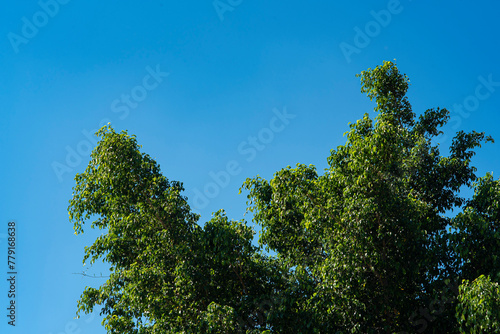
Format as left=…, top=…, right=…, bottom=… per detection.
left=1, top=0, right=499, bottom=332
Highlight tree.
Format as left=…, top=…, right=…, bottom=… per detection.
left=456, top=275, right=500, bottom=333
left=451, top=173, right=500, bottom=283
left=68, top=127, right=285, bottom=333
left=69, top=61, right=499, bottom=333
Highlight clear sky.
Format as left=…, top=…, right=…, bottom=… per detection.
left=1, top=0, right=499, bottom=333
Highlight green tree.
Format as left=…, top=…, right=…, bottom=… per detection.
left=241, top=61, right=495, bottom=333
left=69, top=127, right=285, bottom=333
left=451, top=173, right=500, bottom=283
left=451, top=174, right=500, bottom=333
left=456, top=275, right=500, bottom=333
left=69, top=61, right=499, bottom=333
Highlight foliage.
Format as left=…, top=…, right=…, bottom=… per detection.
left=456, top=275, right=500, bottom=333
left=451, top=173, right=500, bottom=282
left=69, top=127, right=284, bottom=333
left=69, top=61, right=499, bottom=333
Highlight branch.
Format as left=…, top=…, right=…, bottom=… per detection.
left=72, top=272, right=110, bottom=279
left=231, top=263, right=248, bottom=295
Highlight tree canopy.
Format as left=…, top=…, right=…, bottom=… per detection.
left=69, top=61, right=500, bottom=333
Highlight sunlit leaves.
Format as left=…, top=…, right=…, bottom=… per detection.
left=242, top=61, right=495, bottom=332
left=70, top=62, right=498, bottom=333
left=456, top=275, right=500, bottom=333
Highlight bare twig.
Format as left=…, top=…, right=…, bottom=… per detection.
left=72, top=272, right=109, bottom=279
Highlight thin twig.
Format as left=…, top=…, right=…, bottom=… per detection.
left=72, top=272, right=109, bottom=279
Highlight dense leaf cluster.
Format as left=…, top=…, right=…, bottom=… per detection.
left=69, top=61, right=500, bottom=333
